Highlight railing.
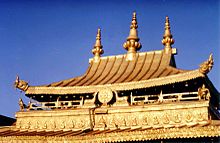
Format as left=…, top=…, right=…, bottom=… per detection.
left=130, top=91, right=199, bottom=105
left=29, top=97, right=84, bottom=110
left=23, top=91, right=200, bottom=111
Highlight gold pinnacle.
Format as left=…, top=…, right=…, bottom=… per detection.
left=162, top=16, right=174, bottom=52
left=92, top=28, right=104, bottom=61
left=123, top=12, right=142, bottom=61
left=130, top=12, right=138, bottom=30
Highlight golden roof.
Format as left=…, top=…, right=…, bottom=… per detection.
left=14, top=14, right=214, bottom=95
left=48, top=49, right=181, bottom=87
left=24, top=47, right=213, bottom=95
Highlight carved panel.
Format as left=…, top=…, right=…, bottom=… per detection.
left=15, top=101, right=209, bottom=130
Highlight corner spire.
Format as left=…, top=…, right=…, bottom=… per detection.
left=162, top=16, right=174, bottom=53
left=92, top=28, right=104, bottom=62
left=123, top=12, right=142, bottom=61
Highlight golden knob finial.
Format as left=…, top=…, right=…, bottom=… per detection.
left=123, top=12, right=142, bottom=61
left=92, top=28, right=104, bottom=62
left=162, top=16, right=174, bottom=52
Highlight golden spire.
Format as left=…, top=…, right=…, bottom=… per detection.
left=92, top=28, right=104, bottom=62
left=123, top=12, right=142, bottom=61
left=162, top=16, right=174, bottom=53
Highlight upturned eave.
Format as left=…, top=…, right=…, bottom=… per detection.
left=25, top=69, right=204, bottom=95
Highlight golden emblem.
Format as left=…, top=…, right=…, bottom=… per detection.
left=98, top=88, right=113, bottom=105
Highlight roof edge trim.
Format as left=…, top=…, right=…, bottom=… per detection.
left=26, top=70, right=204, bottom=95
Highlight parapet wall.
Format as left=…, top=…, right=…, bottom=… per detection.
left=15, top=101, right=209, bottom=131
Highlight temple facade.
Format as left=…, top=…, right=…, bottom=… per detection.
left=0, top=13, right=219, bottom=142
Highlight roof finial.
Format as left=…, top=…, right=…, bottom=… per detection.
left=130, top=12, right=138, bottom=30
left=92, top=28, right=104, bottom=62
left=123, top=12, right=142, bottom=61
left=162, top=16, right=174, bottom=53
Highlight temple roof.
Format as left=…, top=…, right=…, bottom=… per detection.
left=23, top=50, right=208, bottom=94
left=47, top=49, right=183, bottom=87
left=14, top=14, right=214, bottom=95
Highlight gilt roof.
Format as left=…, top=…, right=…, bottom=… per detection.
left=17, top=14, right=212, bottom=95
left=47, top=49, right=183, bottom=87
left=24, top=48, right=207, bottom=94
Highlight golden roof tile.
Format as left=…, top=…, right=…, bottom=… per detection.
left=46, top=49, right=177, bottom=88
left=25, top=69, right=203, bottom=95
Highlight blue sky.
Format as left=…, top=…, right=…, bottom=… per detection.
left=0, top=0, right=219, bottom=117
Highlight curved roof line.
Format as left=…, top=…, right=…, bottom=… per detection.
left=26, top=69, right=204, bottom=95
